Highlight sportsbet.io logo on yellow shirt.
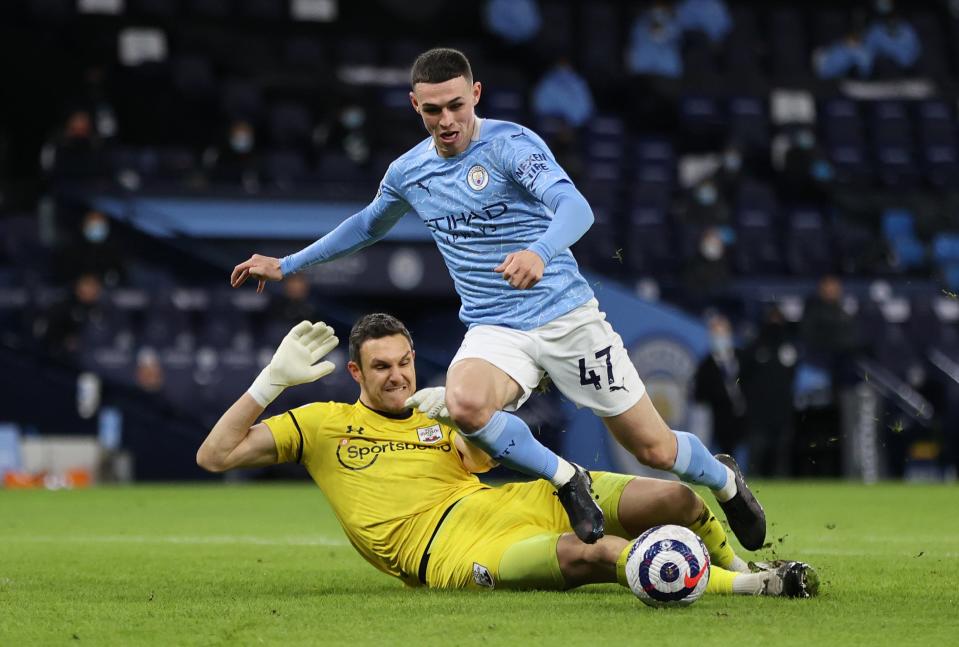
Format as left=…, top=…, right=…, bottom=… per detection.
left=336, top=436, right=453, bottom=470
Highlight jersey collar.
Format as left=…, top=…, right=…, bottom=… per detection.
left=427, top=117, right=484, bottom=152
left=357, top=399, right=413, bottom=420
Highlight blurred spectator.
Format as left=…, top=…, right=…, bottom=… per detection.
left=780, top=128, right=835, bottom=203
left=680, top=179, right=730, bottom=227
left=40, top=109, right=107, bottom=180
left=800, top=275, right=861, bottom=364
left=315, top=100, right=372, bottom=168
left=332, top=103, right=372, bottom=165
left=483, top=0, right=541, bottom=44
left=683, top=226, right=731, bottom=307
left=864, top=1, right=921, bottom=77
left=82, top=66, right=119, bottom=141
left=627, top=3, right=683, bottom=78
left=741, top=306, right=798, bottom=476
left=714, top=142, right=746, bottom=196
left=544, top=123, right=585, bottom=184
left=135, top=347, right=165, bottom=393
left=693, top=312, right=747, bottom=457
left=203, top=119, right=261, bottom=190
left=55, top=210, right=126, bottom=287
left=675, top=0, right=732, bottom=44
left=627, top=3, right=683, bottom=131
left=272, top=274, right=320, bottom=325
left=531, top=59, right=595, bottom=128
left=814, top=29, right=873, bottom=80
left=35, top=273, right=105, bottom=360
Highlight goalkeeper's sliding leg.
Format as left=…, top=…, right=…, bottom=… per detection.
left=495, top=475, right=819, bottom=598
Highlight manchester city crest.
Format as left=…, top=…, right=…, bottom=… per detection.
left=467, top=164, right=489, bottom=191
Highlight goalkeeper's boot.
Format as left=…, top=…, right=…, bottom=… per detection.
left=751, top=560, right=821, bottom=598
left=715, top=454, right=766, bottom=551
left=556, top=465, right=605, bottom=544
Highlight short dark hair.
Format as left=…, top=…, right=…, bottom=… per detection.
left=349, top=313, right=414, bottom=366
left=410, top=48, right=472, bottom=88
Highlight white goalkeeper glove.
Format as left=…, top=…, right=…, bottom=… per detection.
left=248, top=320, right=338, bottom=406
left=404, top=386, right=454, bottom=428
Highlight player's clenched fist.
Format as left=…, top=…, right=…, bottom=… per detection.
left=494, top=250, right=545, bottom=290
left=231, top=254, right=283, bottom=293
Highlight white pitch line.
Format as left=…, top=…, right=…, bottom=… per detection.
left=825, top=535, right=959, bottom=545
left=2, top=535, right=350, bottom=547
left=796, top=547, right=959, bottom=558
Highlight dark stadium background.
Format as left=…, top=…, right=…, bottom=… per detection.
left=0, top=0, right=956, bottom=485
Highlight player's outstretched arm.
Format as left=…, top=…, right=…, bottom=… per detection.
left=231, top=184, right=411, bottom=291
left=196, top=396, right=277, bottom=472
left=197, top=320, right=338, bottom=472
left=231, top=253, right=282, bottom=294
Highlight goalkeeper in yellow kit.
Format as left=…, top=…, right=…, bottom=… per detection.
left=197, top=314, right=817, bottom=597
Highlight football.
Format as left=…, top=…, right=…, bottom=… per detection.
left=625, top=524, right=711, bottom=608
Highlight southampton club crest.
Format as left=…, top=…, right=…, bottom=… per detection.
left=416, top=424, right=443, bottom=444
left=467, top=164, right=489, bottom=191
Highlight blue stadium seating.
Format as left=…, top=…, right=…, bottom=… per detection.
left=268, top=101, right=312, bottom=147
left=173, top=55, right=217, bottom=99
left=728, top=96, right=768, bottom=150
left=769, top=8, right=808, bottom=82
left=284, top=37, right=330, bottom=73
left=579, top=3, right=621, bottom=84
left=191, top=0, right=231, bottom=18
left=220, top=79, right=263, bottom=121
left=785, top=208, right=833, bottom=276
left=238, top=0, right=283, bottom=21
left=262, top=149, right=310, bottom=187
left=130, top=0, right=178, bottom=18
left=733, top=206, right=782, bottom=275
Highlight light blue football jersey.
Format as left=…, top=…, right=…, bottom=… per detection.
left=379, top=118, right=594, bottom=330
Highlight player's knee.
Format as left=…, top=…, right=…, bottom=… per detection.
left=445, top=385, right=495, bottom=432
left=669, top=483, right=701, bottom=523
left=633, top=442, right=676, bottom=471
left=556, top=537, right=619, bottom=575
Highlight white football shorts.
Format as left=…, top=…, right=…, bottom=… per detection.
left=449, top=298, right=645, bottom=417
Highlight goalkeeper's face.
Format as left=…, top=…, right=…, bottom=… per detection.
left=350, top=334, right=416, bottom=413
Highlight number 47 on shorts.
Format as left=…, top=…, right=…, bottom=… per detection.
left=578, top=346, right=613, bottom=391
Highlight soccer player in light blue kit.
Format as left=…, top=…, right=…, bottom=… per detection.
left=231, top=48, right=766, bottom=550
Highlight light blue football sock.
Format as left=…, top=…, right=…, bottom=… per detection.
left=671, top=430, right=730, bottom=491
left=464, top=411, right=560, bottom=482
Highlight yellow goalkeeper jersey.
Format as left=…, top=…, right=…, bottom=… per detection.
left=263, top=400, right=490, bottom=587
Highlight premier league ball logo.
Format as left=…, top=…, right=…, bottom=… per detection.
left=625, top=525, right=711, bottom=608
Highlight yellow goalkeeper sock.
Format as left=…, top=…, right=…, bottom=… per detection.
left=615, top=541, right=634, bottom=588
left=689, top=499, right=744, bottom=571
left=705, top=565, right=737, bottom=594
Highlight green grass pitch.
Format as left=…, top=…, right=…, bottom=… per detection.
left=1, top=482, right=957, bottom=646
